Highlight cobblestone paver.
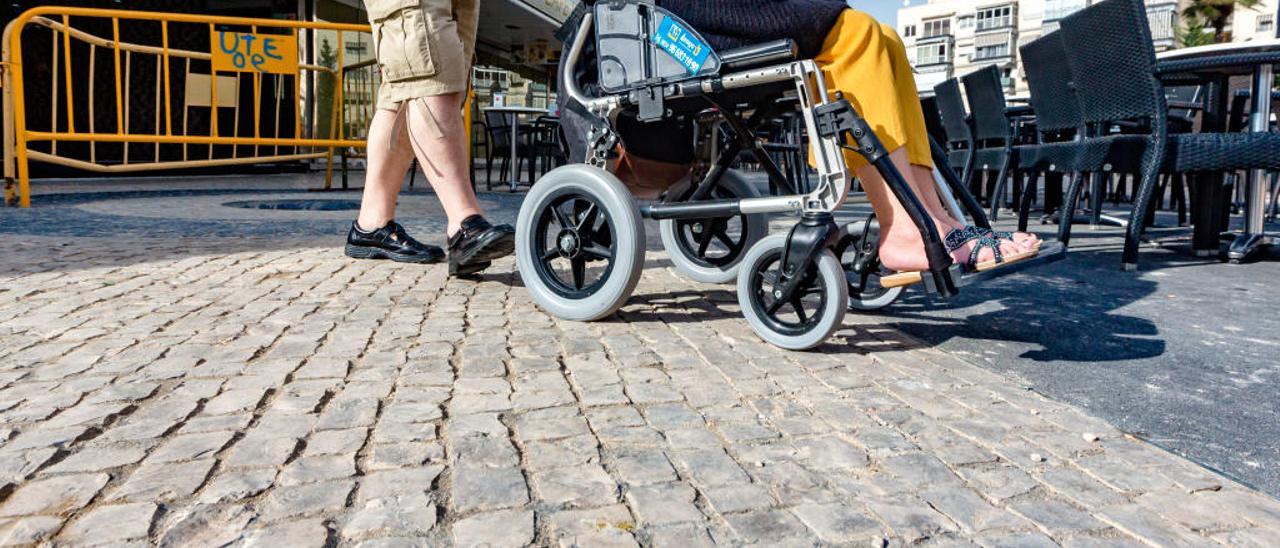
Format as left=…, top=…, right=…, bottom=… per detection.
left=2, top=235, right=1279, bottom=547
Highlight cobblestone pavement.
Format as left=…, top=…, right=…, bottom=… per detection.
left=3, top=233, right=1280, bottom=547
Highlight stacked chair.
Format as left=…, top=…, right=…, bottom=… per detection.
left=960, top=65, right=1018, bottom=219
left=1011, top=31, right=1086, bottom=238
left=933, top=78, right=976, bottom=187
left=929, top=0, right=1280, bottom=269
left=1055, top=0, right=1280, bottom=269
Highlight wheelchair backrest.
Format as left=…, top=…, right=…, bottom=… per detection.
left=593, top=0, right=722, bottom=93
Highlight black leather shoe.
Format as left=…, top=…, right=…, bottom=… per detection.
left=448, top=215, right=515, bottom=275
left=345, top=220, right=444, bottom=264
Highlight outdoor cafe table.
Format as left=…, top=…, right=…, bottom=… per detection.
left=483, top=106, right=551, bottom=192
left=1156, top=38, right=1280, bottom=261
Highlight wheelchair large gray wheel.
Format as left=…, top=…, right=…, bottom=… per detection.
left=516, top=165, right=645, bottom=322
left=659, top=171, right=768, bottom=284
left=736, top=234, right=847, bottom=350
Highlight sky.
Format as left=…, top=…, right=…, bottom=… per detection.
left=852, top=0, right=909, bottom=27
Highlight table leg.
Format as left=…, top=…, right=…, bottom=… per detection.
left=1226, top=64, right=1274, bottom=262
left=1044, top=172, right=1063, bottom=215
left=1191, top=75, right=1230, bottom=256
left=509, top=113, right=520, bottom=192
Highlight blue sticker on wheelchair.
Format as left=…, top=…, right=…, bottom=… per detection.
left=652, top=17, right=711, bottom=74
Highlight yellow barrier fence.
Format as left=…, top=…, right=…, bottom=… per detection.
left=2, top=6, right=373, bottom=207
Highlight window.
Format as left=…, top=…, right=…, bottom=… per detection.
left=976, top=6, right=1013, bottom=31
left=957, top=15, right=975, bottom=29
left=916, top=42, right=949, bottom=65
left=1147, top=6, right=1176, bottom=42
left=974, top=42, right=1010, bottom=59
left=923, top=18, right=952, bottom=38
left=974, top=32, right=1012, bottom=60
left=1043, top=0, right=1085, bottom=22
left=1260, top=14, right=1275, bottom=33
left=903, top=25, right=917, bottom=37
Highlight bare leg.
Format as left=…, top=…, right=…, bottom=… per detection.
left=907, top=164, right=1039, bottom=248
left=356, top=107, right=416, bottom=231
left=864, top=149, right=1023, bottom=272
left=403, top=93, right=484, bottom=236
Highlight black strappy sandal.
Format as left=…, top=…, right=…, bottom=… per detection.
left=880, top=226, right=1040, bottom=288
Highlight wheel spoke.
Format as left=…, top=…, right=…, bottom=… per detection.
left=570, top=256, right=586, bottom=289
left=576, top=203, right=598, bottom=232
left=765, top=299, right=785, bottom=315
left=790, top=295, right=809, bottom=323
left=696, top=226, right=713, bottom=256
left=713, top=227, right=738, bottom=252
left=552, top=202, right=573, bottom=230
left=541, top=247, right=559, bottom=261
left=582, top=243, right=613, bottom=260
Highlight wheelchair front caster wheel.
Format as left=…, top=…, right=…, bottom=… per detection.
left=659, top=170, right=767, bottom=283
left=516, top=165, right=645, bottom=321
left=736, top=234, right=848, bottom=350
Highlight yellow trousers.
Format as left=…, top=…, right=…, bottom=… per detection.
left=814, top=10, right=933, bottom=169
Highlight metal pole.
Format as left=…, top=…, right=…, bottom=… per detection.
left=304, top=0, right=316, bottom=140
left=1245, top=62, right=1272, bottom=235
left=1227, top=62, right=1275, bottom=261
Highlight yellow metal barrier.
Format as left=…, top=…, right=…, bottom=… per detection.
left=2, top=6, right=372, bottom=207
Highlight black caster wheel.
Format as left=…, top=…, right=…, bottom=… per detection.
left=516, top=165, right=645, bottom=321
left=736, top=234, right=847, bottom=350
left=659, top=170, right=768, bottom=283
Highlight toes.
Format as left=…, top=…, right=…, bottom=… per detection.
left=1017, top=231, right=1042, bottom=244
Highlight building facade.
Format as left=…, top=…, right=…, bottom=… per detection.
left=897, top=0, right=1279, bottom=95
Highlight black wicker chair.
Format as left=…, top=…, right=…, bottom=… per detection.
left=920, top=95, right=949, bottom=148
left=482, top=110, right=537, bottom=190
left=530, top=115, right=568, bottom=179
left=1058, top=0, right=1280, bottom=269
left=962, top=65, right=1018, bottom=219
left=1012, top=31, right=1086, bottom=236
left=933, top=78, right=975, bottom=187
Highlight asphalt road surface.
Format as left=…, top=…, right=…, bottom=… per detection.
left=840, top=203, right=1280, bottom=498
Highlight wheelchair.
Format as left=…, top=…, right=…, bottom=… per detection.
left=515, top=0, right=1063, bottom=349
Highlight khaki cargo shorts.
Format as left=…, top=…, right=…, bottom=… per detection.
left=366, top=0, right=478, bottom=110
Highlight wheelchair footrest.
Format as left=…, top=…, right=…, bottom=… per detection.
left=880, top=242, right=1067, bottom=290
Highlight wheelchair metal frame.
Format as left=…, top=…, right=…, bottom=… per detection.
left=562, top=10, right=848, bottom=217
left=561, top=9, right=962, bottom=296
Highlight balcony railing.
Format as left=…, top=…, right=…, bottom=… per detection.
left=975, top=17, right=1012, bottom=32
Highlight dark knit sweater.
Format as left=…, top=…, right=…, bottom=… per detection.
left=657, top=0, right=848, bottom=59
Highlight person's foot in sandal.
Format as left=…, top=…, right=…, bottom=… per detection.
left=943, top=227, right=1039, bottom=271
left=903, top=164, right=1042, bottom=254
left=984, top=227, right=1041, bottom=249
left=963, top=226, right=1043, bottom=254
left=448, top=214, right=515, bottom=276
left=879, top=220, right=1029, bottom=274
